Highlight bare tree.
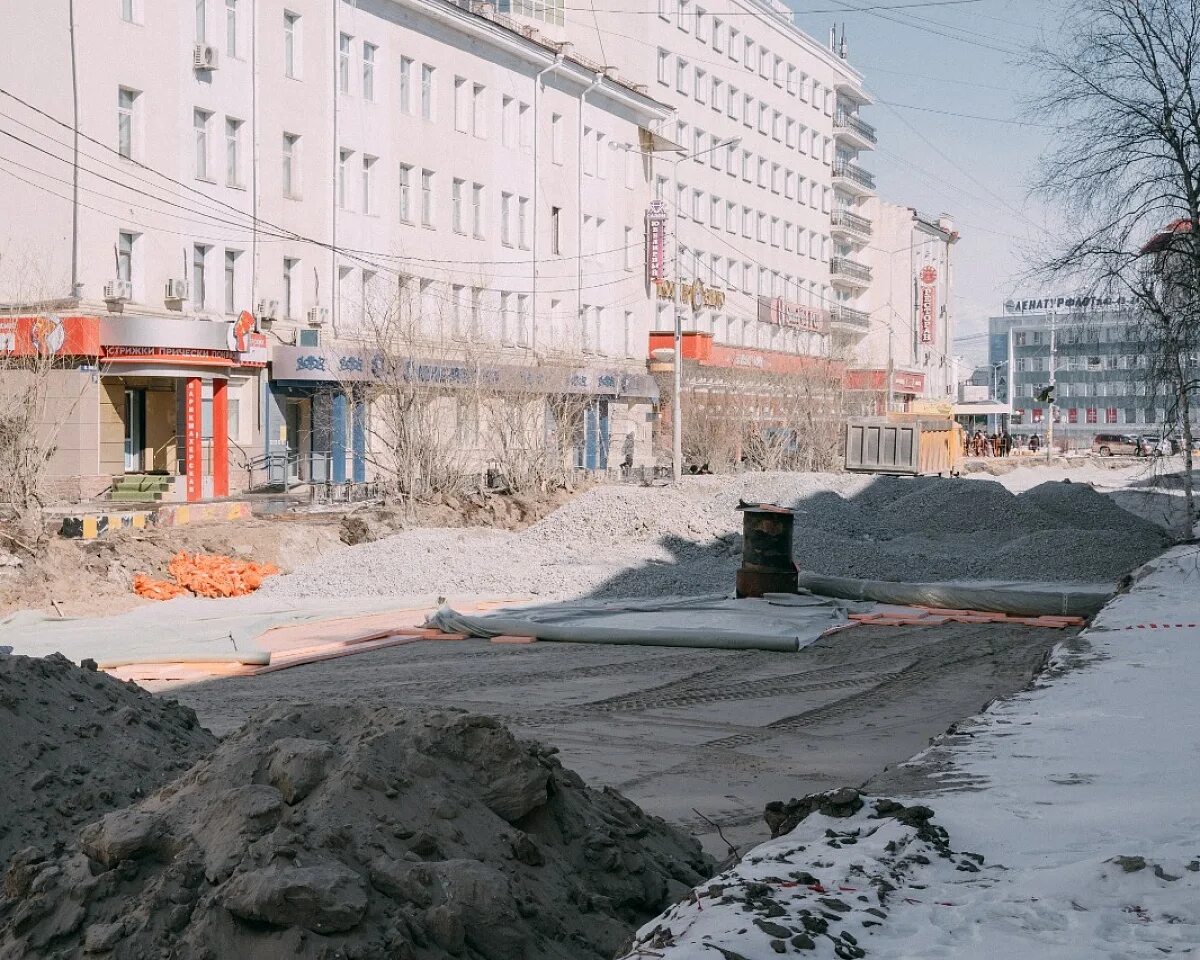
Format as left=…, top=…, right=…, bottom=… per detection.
left=1033, top=0, right=1200, bottom=531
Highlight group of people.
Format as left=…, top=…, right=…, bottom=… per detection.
left=965, top=429, right=1022, bottom=457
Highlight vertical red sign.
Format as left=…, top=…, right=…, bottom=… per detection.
left=918, top=265, right=937, bottom=344
left=185, top=377, right=202, bottom=503
left=645, top=200, right=667, bottom=284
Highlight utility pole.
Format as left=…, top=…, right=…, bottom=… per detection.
left=1046, top=312, right=1057, bottom=461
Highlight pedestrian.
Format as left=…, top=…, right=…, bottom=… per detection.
left=1000, top=430, right=1012, bottom=457
left=1030, top=434, right=1040, bottom=453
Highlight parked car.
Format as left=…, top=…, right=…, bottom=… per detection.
left=1139, top=435, right=1176, bottom=456
left=1091, top=433, right=1140, bottom=456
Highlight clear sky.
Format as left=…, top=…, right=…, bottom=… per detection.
left=789, top=0, right=1063, bottom=366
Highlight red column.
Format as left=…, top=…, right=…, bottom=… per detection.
left=212, top=377, right=229, bottom=498
left=184, top=377, right=203, bottom=503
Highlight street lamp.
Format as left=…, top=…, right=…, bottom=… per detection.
left=670, top=135, right=741, bottom=483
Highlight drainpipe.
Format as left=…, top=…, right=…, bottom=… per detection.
left=531, top=54, right=564, bottom=351
left=331, top=0, right=339, bottom=335
left=67, top=0, right=81, bottom=298
left=577, top=73, right=603, bottom=347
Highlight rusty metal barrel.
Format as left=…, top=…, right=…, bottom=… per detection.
left=735, top=502, right=798, bottom=598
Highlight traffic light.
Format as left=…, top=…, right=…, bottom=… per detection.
left=1035, top=385, right=1056, bottom=404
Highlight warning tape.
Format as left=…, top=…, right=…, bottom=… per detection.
left=1123, top=623, right=1198, bottom=630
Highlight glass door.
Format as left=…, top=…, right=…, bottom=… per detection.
left=123, top=388, right=144, bottom=472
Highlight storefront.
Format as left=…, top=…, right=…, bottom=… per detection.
left=845, top=368, right=927, bottom=415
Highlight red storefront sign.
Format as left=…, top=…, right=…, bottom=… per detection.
left=918, top=265, right=937, bottom=344
left=0, top=315, right=101, bottom=357
left=757, top=297, right=829, bottom=333
left=645, top=201, right=667, bottom=283
left=845, top=368, right=926, bottom=395
left=184, top=378, right=203, bottom=503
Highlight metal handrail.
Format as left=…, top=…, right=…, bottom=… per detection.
left=831, top=208, right=873, bottom=236
left=830, top=304, right=871, bottom=328
left=830, top=257, right=873, bottom=282
left=834, top=111, right=877, bottom=143
left=833, top=160, right=876, bottom=190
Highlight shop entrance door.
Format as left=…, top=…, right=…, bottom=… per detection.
left=123, top=388, right=145, bottom=472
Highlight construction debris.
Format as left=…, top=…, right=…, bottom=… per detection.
left=0, top=653, right=217, bottom=867
left=0, top=702, right=712, bottom=960
left=134, top=551, right=281, bottom=600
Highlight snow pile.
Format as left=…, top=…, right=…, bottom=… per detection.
left=620, top=545, right=1200, bottom=959
left=263, top=474, right=1169, bottom=603
left=0, top=704, right=711, bottom=960
left=0, top=653, right=216, bottom=867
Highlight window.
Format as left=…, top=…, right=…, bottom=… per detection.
left=500, top=192, right=513, bottom=246
left=726, top=199, right=736, bottom=233
left=696, top=6, right=708, bottom=40
left=709, top=195, right=720, bottom=228
left=398, top=166, right=412, bottom=225
left=695, top=68, right=707, bottom=103
left=624, top=310, right=635, bottom=358
left=624, top=225, right=635, bottom=270
left=551, top=113, right=563, bottom=164
left=757, top=157, right=767, bottom=187
left=676, top=58, right=689, bottom=95
left=121, top=0, right=134, bottom=23
left=454, top=77, right=468, bottom=132
left=421, top=64, right=434, bottom=120
left=338, top=33, right=351, bottom=94
left=283, top=12, right=299, bottom=78
left=678, top=0, right=691, bottom=32
left=713, top=17, right=724, bottom=51
left=473, top=84, right=486, bottom=138
left=471, top=288, right=483, bottom=338
left=420, top=169, right=434, bottom=226
left=518, top=196, right=530, bottom=249
left=743, top=93, right=753, bottom=128
left=729, top=26, right=740, bottom=61
left=195, top=0, right=206, bottom=43
left=772, top=110, right=782, bottom=141
left=472, top=183, right=484, bottom=238
left=193, top=109, right=211, bottom=180
left=450, top=285, right=466, bottom=339
left=224, top=117, right=242, bottom=187
left=744, top=37, right=755, bottom=71
left=711, top=77, right=723, bottom=112
left=784, top=170, right=795, bottom=198
left=741, top=149, right=751, bottom=181
left=583, top=127, right=596, bottom=176
left=282, top=257, right=299, bottom=318
left=691, top=188, right=702, bottom=220
left=192, top=244, right=208, bottom=308
left=399, top=57, right=413, bottom=113
left=362, top=43, right=376, bottom=101
left=787, top=64, right=797, bottom=95
left=658, top=0, right=669, bottom=20
left=362, top=156, right=376, bottom=214
left=742, top=205, right=751, bottom=238
left=550, top=206, right=561, bottom=254
left=337, top=149, right=351, bottom=209
left=223, top=249, right=238, bottom=314
left=693, top=128, right=703, bottom=161
left=225, top=0, right=237, bottom=57
left=783, top=221, right=793, bottom=251
left=282, top=133, right=299, bottom=197
left=117, top=231, right=134, bottom=283
left=502, top=96, right=515, bottom=146
left=728, top=85, right=739, bottom=120
left=117, top=87, right=137, bottom=159
left=757, top=212, right=766, bottom=242
left=452, top=179, right=465, bottom=233
left=657, top=48, right=670, bottom=85
left=758, top=102, right=769, bottom=134
left=773, top=54, right=783, bottom=86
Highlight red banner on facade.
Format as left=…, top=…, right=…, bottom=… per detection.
left=0, top=315, right=100, bottom=357
left=918, top=265, right=937, bottom=344
left=757, top=297, right=829, bottom=333
left=645, top=201, right=667, bottom=284
left=184, top=377, right=203, bottom=503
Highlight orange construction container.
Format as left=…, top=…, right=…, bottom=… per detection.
left=844, top=416, right=963, bottom=476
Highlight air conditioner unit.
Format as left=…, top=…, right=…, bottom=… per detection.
left=193, top=43, right=219, bottom=71
left=104, top=279, right=133, bottom=302
left=164, top=279, right=188, bottom=302
left=306, top=306, right=329, bottom=327
left=256, top=298, right=280, bottom=321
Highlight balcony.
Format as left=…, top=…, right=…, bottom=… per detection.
left=830, top=256, right=872, bottom=288
left=829, top=304, right=871, bottom=336
left=831, top=208, right=873, bottom=242
left=833, top=160, right=876, bottom=196
left=834, top=111, right=877, bottom=149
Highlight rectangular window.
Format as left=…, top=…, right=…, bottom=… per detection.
left=283, top=12, right=299, bottom=78
left=501, top=192, right=513, bottom=246
left=397, top=164, right=412, bottom=222
left=695, top=67, right=707, bottom=103
left=551, top=113, right=563, bottom=164
left=338, top=33, right=351, bottom=94
left=472, top=83, right=486, bottom=138
left=744, top=37, right=755, bottom=71
left=362, top=155, right=375, bottom=214
left=362, top=43, right=376, bottom=101
left=193, top=108, right=211, bottom=180
left=583, top=126, right=595, bottom=176
left=117, top=87, right=137, bottom=159
left=454, top=77, right=468, bottom=132
left=224, top=117, right=242, bottom=187
left=192, top=244, right=208, bottom=308
left=282, top=133, right=299, bottom=197
left=121, top=0, right=134, bottom=23
left=282, top=257, right=298, bottom=318
left=743, top=93, right=753, bottom=128
left=726, top=200, right=736, bottom=233
left=678, top=0, right=690, bottom=32
left=502, top=95, right=515, bottom=146
left=624, top=225, right=635, bottom=270
left=550, top=205, right=561, bottom=254
left=421, top=64, right=434, bottom=120
left=337, top=149, right=351, bottom=209
left=657, top=48, right=669, bottom=85
left=195, top=0, right=207, bottom=43
left=224, top=0, right=237, bottom=57
left=676, top=59, right=689, bottom=95
left=117, top=231, right=134, bottom=283
left=518, top=196, right=530, bottom=249
left=223, top=249, right=238, bottom=314
left=713, top=17, right=724, bottom=51
left=696, top=6, right=707, bottom=40
left=452, top=178, right=465, bottom=233
left=729, top=26, right=740, bottom=61
left=399, top=57, right=413, bottom=113
left=420, top=169, right=434, bottom=226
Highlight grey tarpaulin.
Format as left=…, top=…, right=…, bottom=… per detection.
left=424, top=594, right=855, bottom=652
left=796, top=573, right=1113, bottom=617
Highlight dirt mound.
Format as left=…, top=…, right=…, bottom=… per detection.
left=0, top=703, right=711, bottom=960
left=0, top=654, right=216, bottom=868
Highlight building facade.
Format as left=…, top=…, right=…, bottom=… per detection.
left=0, top=0, right=671, bottom=499
left=851, top=201, right=958, bottom=411
left=988, top=296, right=1199, bottom=445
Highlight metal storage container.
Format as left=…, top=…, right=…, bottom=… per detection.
left=844, top=417, right=962, bottom=476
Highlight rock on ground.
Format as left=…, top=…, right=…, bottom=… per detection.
left=0, top=653, right=216, bottom=867
left=0, top=703, right=712, bottom=960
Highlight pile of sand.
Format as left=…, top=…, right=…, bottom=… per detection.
left=0, top=702, right=711, bottom=960
left=0, top=653, right=217, bottom=867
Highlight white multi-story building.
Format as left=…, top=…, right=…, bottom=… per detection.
left=853, top=200, right=959, bottom=409
left=505, top=0, right=875, bottom=361
left=0, top=0, right=671, bottom=498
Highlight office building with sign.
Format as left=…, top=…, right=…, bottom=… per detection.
left=0, top=0, right=672, bottom=498
left=986, top=297, right=1198, bottom=445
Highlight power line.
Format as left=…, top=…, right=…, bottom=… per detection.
left=875, top=99, right=1055, bottom=128
left=561, top=0, right=985, bottom=14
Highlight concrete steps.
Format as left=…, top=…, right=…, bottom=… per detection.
left=109, top=474, right=177, bottom=503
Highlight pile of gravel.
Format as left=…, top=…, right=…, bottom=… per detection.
left=261, top=474, right=1170, bottom=603
left=0, top=703, right=711, bottom=960
left=0, top=654, right=217, bottom=868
